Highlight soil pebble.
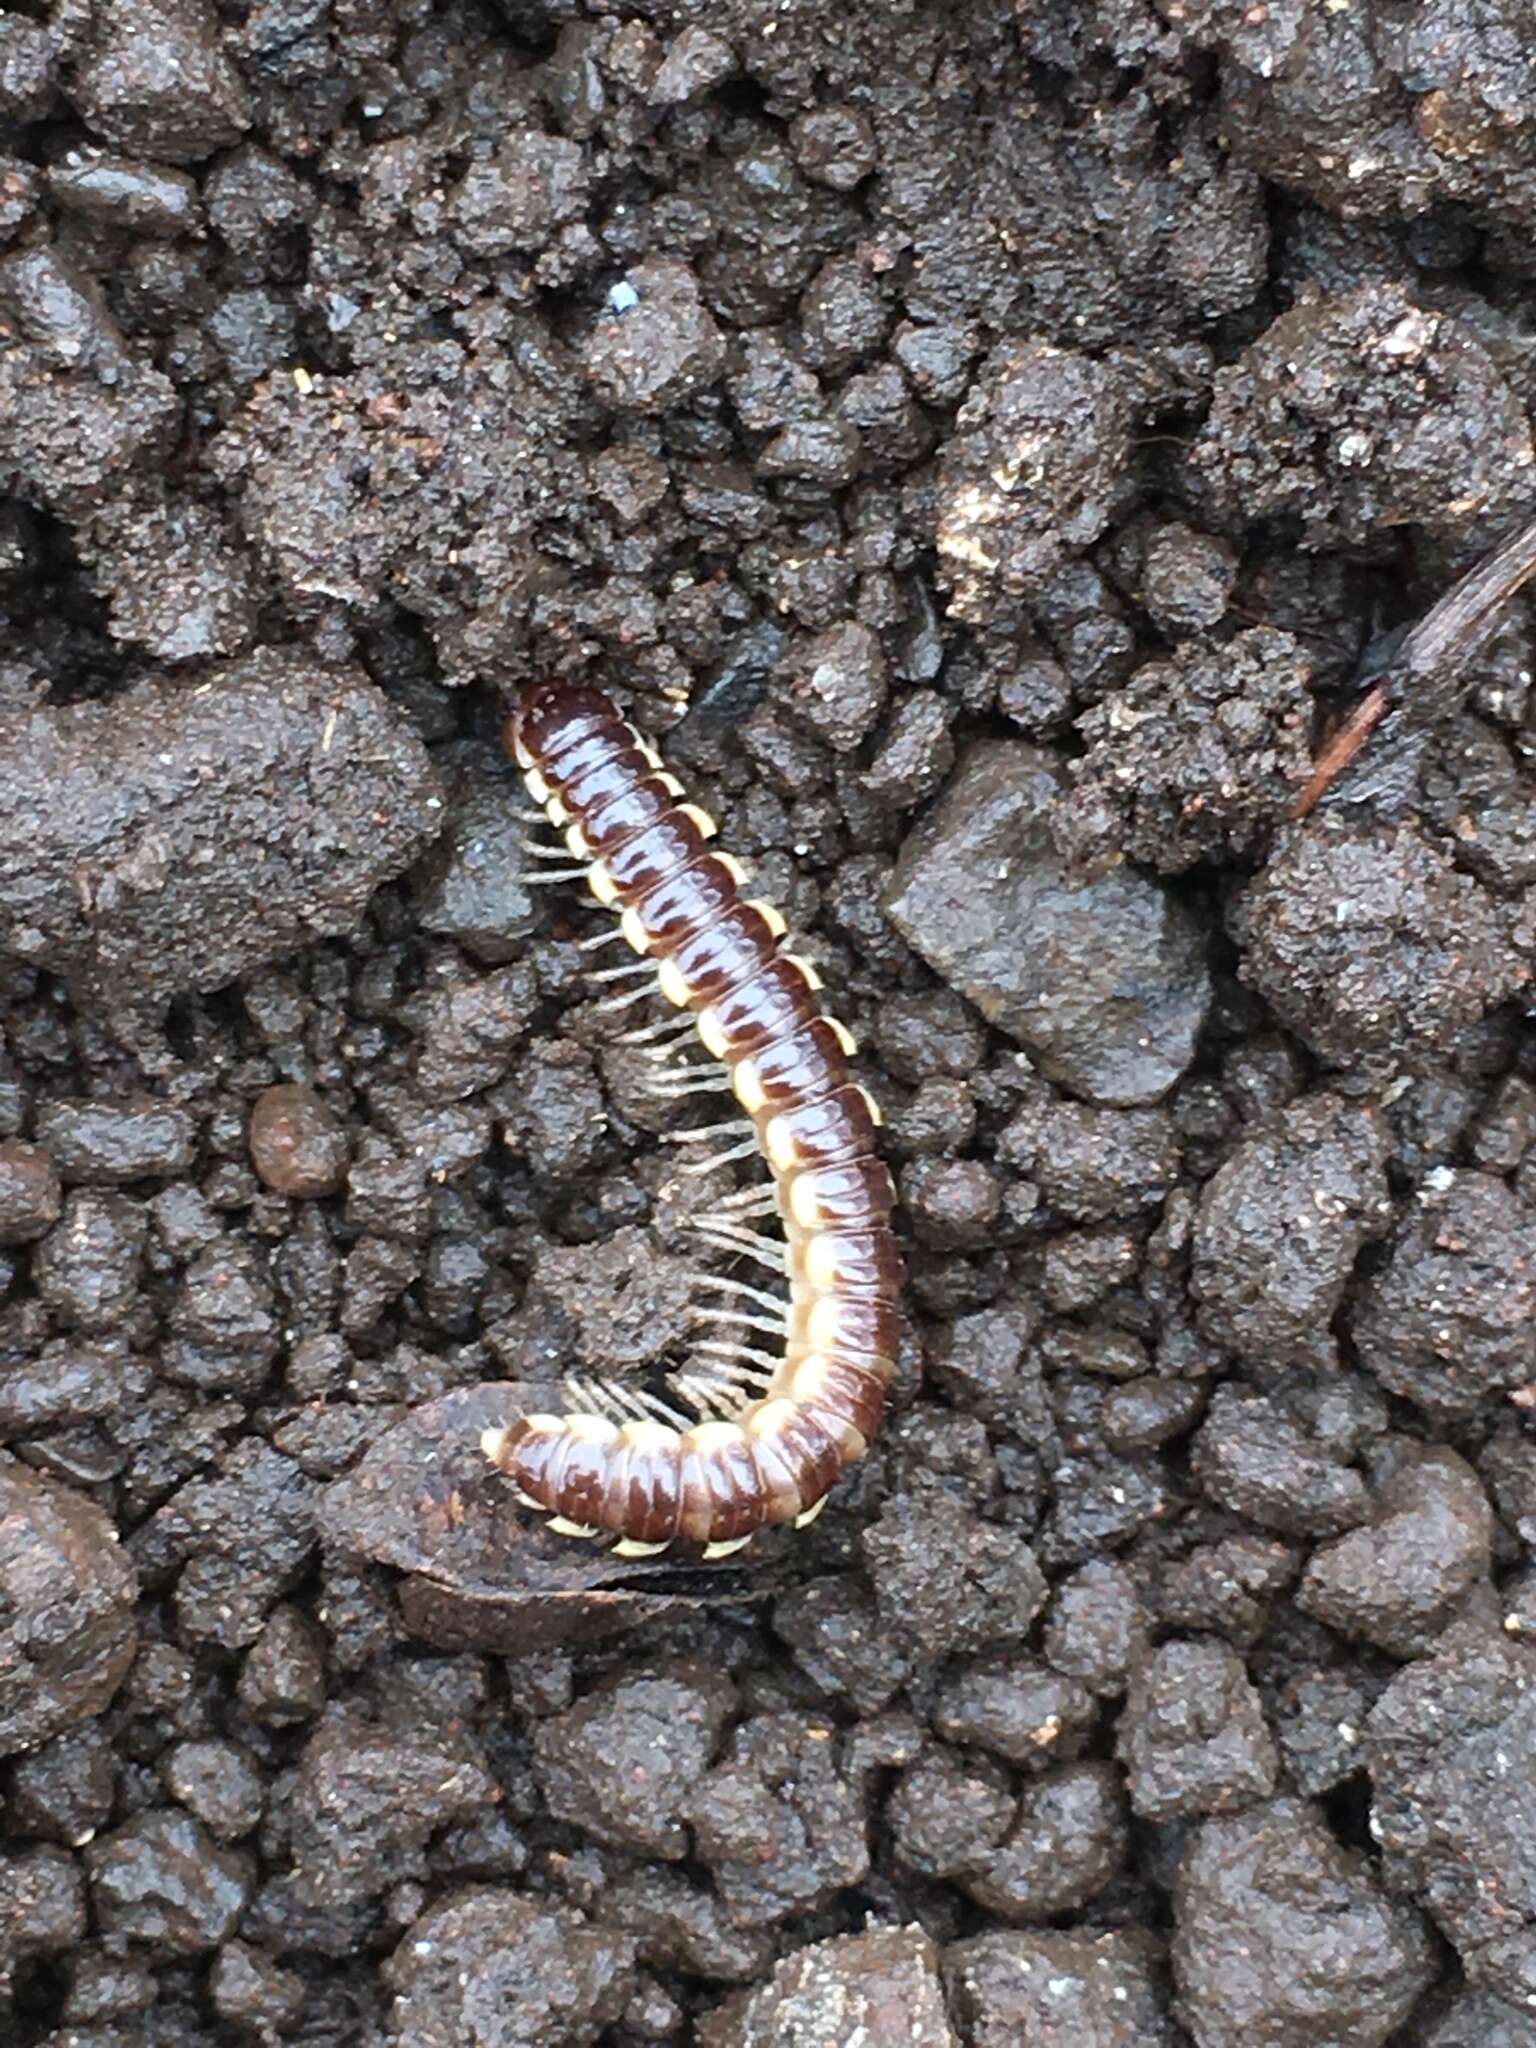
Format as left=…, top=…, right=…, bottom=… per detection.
left=1055, top=628, right=1315, bottom=874
left=1367, top=1621, right=1536, bottom=2001
left=409, top=740, right=543, bottom=963
left=67, top=0, right=250, bottom=163
left=883, top=742, right=1211, bottom=1105
left=935, top=341, right=1131, bottom=616
left=862, top=1488, right=1048, bottom=1658
left=86, top=1808, right=253, bottom=1953
left=945, top=1928, right=1173, bottom=2047
left=34, top=1097, right=196, bottom=1184
left=1350, top=1170, right=1536, bottom=1420
left=1191, top=1387, right=1370, bottom=1539
left=288, top=1710, right=497, bottom=1909
left=1297, top=1442, right=1493, bottom=1656
left=1192, top=285, right=1535, bottom=549
left=957, top=1761, right=1129, bottom=1921
left=583, top=258, right=725, bottom=415
left=0, top=1457, right=137, bottom=1755
left=0, top=650, right=442, bottom=1012
left=383, top=1887, right=637, bottom=2048
left=1233, top=820, right=1526, bottom=1074
left=0, top=1136, right=62, bottom=1244
left=1118, top=1637, right=1279, bottom=1822
left=533, top=1662, right=737, bottom=1860
left=1173, top=1798, right=1437, bottom=2047
left=0, top=1844, right=86, bottom=1991
left=248, top=1082, right=351, bottom=1198
left=699, top=1925, right=955, bottom=2047
left=1191, top=1091, right=1391, bottom=1372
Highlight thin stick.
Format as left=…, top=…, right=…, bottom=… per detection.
left=1294, top=513, right=1536, bottom=817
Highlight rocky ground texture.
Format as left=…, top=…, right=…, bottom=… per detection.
left=4, top=1, right=1536, bottom=2044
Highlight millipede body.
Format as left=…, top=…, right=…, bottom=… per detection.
left=481, top=682, right=904, bottom=1559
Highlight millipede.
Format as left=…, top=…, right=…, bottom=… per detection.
left=480, top=681, right=904, bottom=1560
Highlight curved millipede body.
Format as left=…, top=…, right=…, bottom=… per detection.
left=481, top=682, right=904, bottom=1559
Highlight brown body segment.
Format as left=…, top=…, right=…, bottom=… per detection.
left=481, top=681, right=905, bottom=1557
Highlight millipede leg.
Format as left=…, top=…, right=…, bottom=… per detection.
left=689, top=1220, right=788, bottom=1273
left=687, top=1304, right=787, bottom=1340
left=691, top=1273, right=790, bottom=1315
left=677, top=1137, right=762, bottom=1177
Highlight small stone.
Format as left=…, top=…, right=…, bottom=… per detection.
left=789, top=104, right=877, bottom=190
left=31, top=1190, right=146, bottom=1331
left=935, top=1654, right=1099, bottom=1770
left=237, top=1605, right=328, bottom=1725
left=902, top=1156, right=1002, bottom=1250
left=1191, top=1091, right=1391, bottom=1372
left=650, top=26, right=735, bottom=105
left=1351, top=1171, right=1536, bottom=1419
left=1367, top=1624, right=1536, bottom=2003
left=1234, top=819, right=1521, bottom=1073
left=862, top=1489, right=1047, bottom=1658
left=884, top=741, right=1210, bottom=1105
left=35, top=1098, right=197, bottom=1184
left=890, top=1746, right=1016, bottom=1879
left=772, top=1575, right=914, bottom=1715
left=164, top=1235, right=281, bottom=1394
left=534, top=1663, right=736, bottom=1860
left=0, top=1136, right=61, bottom=1244
left=453, top=128, right=589, bottom=257
left=946, top=1928, right=1174, bottom=2047
left=418, top=964, right=537, bottom=1103
left=1118, top=1638, right=1279, bottom=1821
left=584, top=258, right=724, bottom=414
left=1173, top=1798, right=1435, bottom=2047
left=778, top=621, right=888, bottom=752
left=161, top=1739, right=265, bottom=1841
left=87, top=1810, right=253, bottom=1953
left=699, top=1925, right=956, bottom=2047
left=936, top=341, right=1130, bottom=617
left=384, top=1889, right=636, bottom=2047
left=289, top=1715, right=498, bottom=1908
left=757, top=416, right=863, bottom=486
left=1191, top=1386, right=1370, bottom=1538
left=1298, top=1443, right=1493, bottom=1656
left=0, top=1846, right=86, bottom=1979
left=410, top=741, right=542, bottom=963
left=48, top=151, right=201, bottom=236
left=1041, top=1559, right=1151, bottom=1694
left=249, top=1083, right=350, bottom=1197
left=862, top=691, right=956, bottom=809
left=8, top=1724, right=116, bottom=1847
left=1142, top=522, right=1237, bottom=635
left=958, top=1762, right=1128, bottom=1921
left=68, top=0, right=250, bottom=163
left=209, top=1939, right=306, bottom=2035
left=681, top=1712, right=869, bottom=1927
left=0, top=17, right=54, bottom=122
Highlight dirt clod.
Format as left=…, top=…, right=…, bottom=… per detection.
left=0, top=651, right=442, bottom=1013
left=1173, top=1798, right=1437, bottom=2048
left=0, top=1457, right=137, bottom=1756
left=884, top=742, right=1211, bottom=1105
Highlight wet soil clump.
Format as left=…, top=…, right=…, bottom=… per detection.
left=4, top=1, right=1536, bottom=2043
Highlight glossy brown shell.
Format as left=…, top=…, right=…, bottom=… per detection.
left=482, top=681, right=904, bottom=1555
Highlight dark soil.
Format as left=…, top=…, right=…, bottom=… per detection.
left=4, top=3, right=1536, bottom=2045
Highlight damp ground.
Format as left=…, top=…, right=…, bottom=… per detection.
left=4, top=3, right=1536, bottom=2044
